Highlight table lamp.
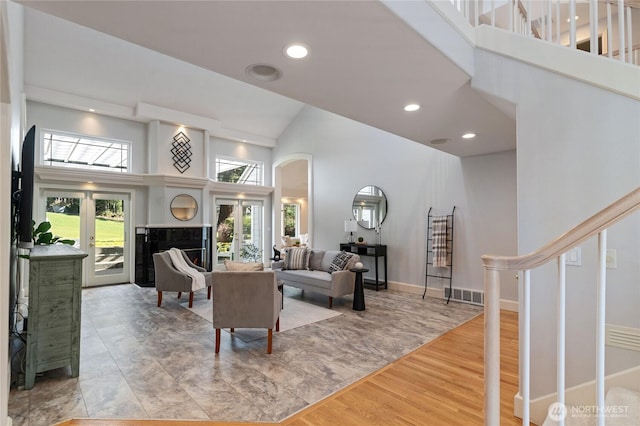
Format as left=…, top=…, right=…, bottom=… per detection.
left=344, top=219, right=358, bottom=243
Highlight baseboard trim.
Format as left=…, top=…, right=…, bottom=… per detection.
left=388, top=282, right=443, bottom=299
left=387, top=282, right=518, bottom=312
left=500, top=298, right=518, bottom=312
left=387, top=281, right=433, bottom=296
left=514, top=365, right=640, bottom=424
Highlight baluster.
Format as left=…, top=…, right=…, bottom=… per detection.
left=558, top=254, right=566, bottom=426
left=540, top=1, right=545, bottom=40
left=570, top=0, right=576, bottom=48
left=475, top=0, right=479, bottom=27
left=522, top=269, right=531, bottom=425
left=556, top=0, right=561, bottom=43
left=547, top=0, right=552, bottom=41
left=508, top=0, right=513, bottom=32
left=619, top=0, right=625, bottom=63
left=527, top=0, right=531, bottom=37
left=491, top=0, right=496, bottom=26
left=607, top=2, right=613, bottom=58
left=596, top=230, right=607, bottom=426
left=627, top=6, right=632, bottom=63
left=590, top=0, right=598, bottom=55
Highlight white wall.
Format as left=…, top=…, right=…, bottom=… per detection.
left=274, top=105, right=518, bottom=297
left=474, top=47, right=640, bottom=398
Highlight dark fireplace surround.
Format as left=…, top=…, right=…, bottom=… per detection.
left=135, top=226, right=212, bottom=287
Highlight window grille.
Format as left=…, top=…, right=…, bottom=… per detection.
left=215, top=157, right=263, bottom=185
left=42, top=131, right=129, bottom=173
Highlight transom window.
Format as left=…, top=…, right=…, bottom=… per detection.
left=215, top=157, right=263, bottom=185
left=42, top=131, right=129, bottom=173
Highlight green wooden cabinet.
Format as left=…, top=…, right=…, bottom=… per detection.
left=25, top=245, right=87, bottom=390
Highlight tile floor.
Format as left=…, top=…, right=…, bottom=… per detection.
left=8, top=283, right=482, bottom=426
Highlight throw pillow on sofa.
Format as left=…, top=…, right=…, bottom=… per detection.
left=224, top=260, right=264, bottom=271
left=283, top=247, right=309, bottom=270
left=329, top=251, right=354, bottom=273
left=308, top=249, right=326, bottom=271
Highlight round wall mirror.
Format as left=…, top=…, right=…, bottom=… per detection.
left=170, top=194, right=198, bottom=221
left=352, top=185, right=388, bottom=230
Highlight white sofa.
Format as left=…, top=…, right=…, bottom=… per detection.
left=271, top=249, right=360, bottom=308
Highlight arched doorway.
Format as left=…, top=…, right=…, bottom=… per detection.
left=272, top=154, right=312, bottom=249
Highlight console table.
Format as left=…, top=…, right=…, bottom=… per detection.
left=339, top=243, right=387, bottom=291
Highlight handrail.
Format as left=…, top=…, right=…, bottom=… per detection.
left=482, top=186, right=640, bottom=271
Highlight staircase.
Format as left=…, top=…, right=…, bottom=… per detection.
left=483, top=187, right=640, bottom=425
left=415, top=2, right=640, bottom=424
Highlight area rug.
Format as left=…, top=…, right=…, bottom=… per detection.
left=180, top=297, right=341, bottom=342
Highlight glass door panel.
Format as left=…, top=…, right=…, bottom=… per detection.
left=45, top=195, right=82, bottom=247
left=216, top=202, right=236, bottom=265
left=240, top=201, right=263, bottom=262
left=216, top=199, right=264, bottom=265
left=88, top=193, right=130, bottom=286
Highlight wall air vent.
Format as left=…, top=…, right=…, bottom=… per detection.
left=606, top=324, right=640, bottom=352
left=443, top=287, right=484, bottom=306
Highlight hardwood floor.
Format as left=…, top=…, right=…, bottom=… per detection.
left=58, top=311, right=522, bottom=426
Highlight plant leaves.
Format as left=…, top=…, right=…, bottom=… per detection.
left=36, top=232, right=54, bottom=244
left=34, top=221, right=52, bottom=235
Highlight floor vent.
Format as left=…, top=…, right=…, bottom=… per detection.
left=444, top=287, right=484, bottom=306
left=606, top=324, right=640, bottom=352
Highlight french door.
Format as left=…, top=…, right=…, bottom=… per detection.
left=88, top=193, right=130, bottom=286
left=215, top=199, right=263, bottom=266
left=41, top=189, right=131, bottom=287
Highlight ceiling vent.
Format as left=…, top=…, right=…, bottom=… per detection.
left=246, top=64, right=281, bottom=82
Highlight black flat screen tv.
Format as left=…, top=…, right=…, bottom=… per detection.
left=14, top=125, right=36, bottom=249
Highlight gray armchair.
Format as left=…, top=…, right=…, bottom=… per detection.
left=212, top=270, right=282, bottom=354
left=152, top=250, right=212, bottom=308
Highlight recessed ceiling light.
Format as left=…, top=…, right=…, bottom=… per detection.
left=462, top=133, right=476, bottom=139
left=284, top=43, right=309, bottom=59
left=404, top=103, right=420, bottom=112
left=245, top=64, right=281, bottom=82
left=88, top=108, right=95, bottom=112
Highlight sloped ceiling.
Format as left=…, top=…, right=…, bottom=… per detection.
left=18, top=0, right=515, bottom=157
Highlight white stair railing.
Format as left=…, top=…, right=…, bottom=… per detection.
left=446, top=0, right=640, bottom=66
left=482, top=187, right=640, bottom=425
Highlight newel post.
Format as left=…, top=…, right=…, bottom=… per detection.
left=484, top=266, right=501, bottom=425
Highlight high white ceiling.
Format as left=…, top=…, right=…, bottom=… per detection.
left=18, top=0, right=515, bottom=157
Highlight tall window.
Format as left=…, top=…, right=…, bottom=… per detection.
left=215, top=157, right=263, bottom=185
left=42, top=131, right=129, bottom=173
left=282, top=203, right=299, bottom=237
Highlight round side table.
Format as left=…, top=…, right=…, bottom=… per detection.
left=350, top=268, right=368, bottom=311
